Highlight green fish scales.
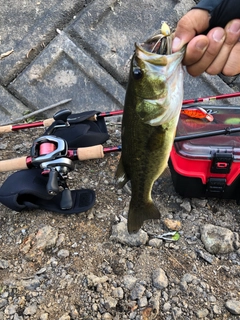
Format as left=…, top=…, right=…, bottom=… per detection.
left=116, top=25, right=185, bottom=233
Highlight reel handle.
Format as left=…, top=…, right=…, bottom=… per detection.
left=47, top=169, right=59, bottom=195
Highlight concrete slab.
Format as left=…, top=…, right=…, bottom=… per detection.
left=0, top=0, right=86, bottom=86
left=68, top=0, right=240, bottom=105
left=9, top=32, right=125, bottom=117
left=0, top=85, right=29, bottom=124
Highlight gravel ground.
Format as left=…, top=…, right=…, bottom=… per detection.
left=0, top=121, right=240, bottom=320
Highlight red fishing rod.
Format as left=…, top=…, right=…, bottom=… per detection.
left=1, top=92, right=240, bottom=133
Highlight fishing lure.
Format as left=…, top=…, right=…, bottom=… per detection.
left=181, top=107, right=214, bottom=122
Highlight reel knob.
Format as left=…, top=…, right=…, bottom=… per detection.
left=53, top=109, right=72, bottom=122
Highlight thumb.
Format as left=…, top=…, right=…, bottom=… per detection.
left=172, top=9, right=210, bottom=52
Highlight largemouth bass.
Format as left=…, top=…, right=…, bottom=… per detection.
left=115, top=24, right=185, bottom=233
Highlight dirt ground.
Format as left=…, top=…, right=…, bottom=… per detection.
left=0, top=119, right=240, bottom=320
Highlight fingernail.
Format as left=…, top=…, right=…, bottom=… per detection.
left=172, top=37, right=182, bottom=51
left=195, top=39, right=208, bottom=51
left=228, top=20, right=240, bottom=33
left=212, top=29, right=225, bottom=42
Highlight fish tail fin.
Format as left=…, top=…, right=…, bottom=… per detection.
left=115, top=157, right=129, bottom=188
left=127, top=201, right=160, bottom=234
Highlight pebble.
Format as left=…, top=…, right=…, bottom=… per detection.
left=123, top=275, right=137, bottom=290
left=59, top=315, right=71, bottom=320
left=110, top=220, right=148, bottom=246
left=57, top=249, right=70, bottom=258
left=163, top=218, right=182, bottom=231
left=148, top=238, right=163, bottom=248
left=195, top=308, right=209, bottom=318
left=130, top=283, right=146, bottom=300
left=104, top=296, right=117, bottom=309
left=0, top=299, right=7, bottom=308
left=23, top=304, right=37, bottom=315
left=200, top=224, right=236, bottom=254
left=0, top=259, right=9, bottom=269
left=152, top=268, right=168, bottom=290
left=4, top=304, right=17, bottom=315
left=225, top=299, right=240, bottom=315
left=180, top=200, right=191, bottom=212
left=112, top=287, right=124, bottom=299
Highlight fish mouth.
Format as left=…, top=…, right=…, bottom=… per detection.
left=141, top=32, right=174, bottom=55
left=134, top=32, right=185, bottom=67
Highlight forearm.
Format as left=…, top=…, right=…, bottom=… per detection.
left=194, top=0, right=240, bottom=29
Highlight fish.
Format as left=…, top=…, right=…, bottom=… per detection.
left=115, top=23, right=185, bottom=233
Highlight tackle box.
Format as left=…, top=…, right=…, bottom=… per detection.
left=169, top=105, right=240, bottom=202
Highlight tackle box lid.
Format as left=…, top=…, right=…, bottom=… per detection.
left=174, top=105, right=240, bottom=160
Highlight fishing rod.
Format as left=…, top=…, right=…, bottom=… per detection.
left=2, top=124, right=240, bottom=173
left=1, top=92, right=240, bottom=134
left=103, top=126, right=240, bottom=153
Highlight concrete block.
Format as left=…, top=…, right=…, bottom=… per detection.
left=0, top=85, right=28, bottom=124
left=0, top=0, right=86, bottom=86
left=9, top=32, right=125, bottom=117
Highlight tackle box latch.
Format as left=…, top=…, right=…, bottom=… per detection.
left=210, top=152, right=233, bottom=174
left=207, top=177, right=226, bottom=194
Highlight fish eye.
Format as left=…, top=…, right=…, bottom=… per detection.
left=132, top=67, right=143, bottom=80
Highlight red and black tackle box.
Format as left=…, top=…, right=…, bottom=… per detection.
left=169, top=105, right=240, bottom=203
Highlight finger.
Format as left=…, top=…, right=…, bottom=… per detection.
left=222, top=41, right=240, bottom=76
left=172, top=9, right=210, bottom=52
left=186, top=27, right=226, bottom=77
left=182, top=35, right=209, bottom=66
left=206, top=19, right=240, bottom=75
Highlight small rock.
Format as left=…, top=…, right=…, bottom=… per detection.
left=181, top=273, right=197, bottom=283
left=138, top=296, right=148, bottom=308
left=0, top=259, right=9, bottom=269
left=20, top=278, right=41, bottom=291
left=148, top=238, right=163, bottom=248
left=57, top=249, right=70, bottom=258
left=110, top=220, right=148, bottom=246
left=23, top=304, right=37, bottom=315
left=225, top=299, right=240, bottom=315
left=152, top=268, right=168, bottom=290
left=163, top=302, right=171, bottom=312
left=163, top=218, right=182, bottom=231
left=0, top=299, right=7, bottom=308
left=195, top=308, right=209, bottom=318
left=201, top=224, right=235, bottom=254
left=180, top=200, right=191, bottom=212
left=104, top=296, right=118, bottom=309
left=35, top=225, right=58, bottom=250
left=59, top=315, right=71, bottom=320
left=212, top=304, right=222, bottom=315
left=87, top=273, right=109, bottom=287
left=130, top=283, right=146, bottom=300
left=123, top=275, right=137, bottom=290
left=4, top=304, right=17, bottom=315
left=172, top=307, right=182, bottom=318
left=56, top=233, right=65, bottom=247
left=102, top=312, right=113, bottom=320
left=40, top=313, right=49, bottom=320
left=196, top=249, right=216, bottom=264
left=112, top=287, right=124, bottom=299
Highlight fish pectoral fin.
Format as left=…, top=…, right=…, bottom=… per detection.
left=128, top=201, right=160, bottom=234
left=115, top=157, right=129, bottom=188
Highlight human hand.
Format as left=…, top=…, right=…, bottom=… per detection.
left=172, top=9, right=240, bottom=77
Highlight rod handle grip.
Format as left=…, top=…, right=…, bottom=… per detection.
left=43, top=118, right=54, bottom=127
left=0, top=157, right=28, bottom=172
left=0, top=125, right=13, bottom=134
left=77, top=145, right=104, bottom=160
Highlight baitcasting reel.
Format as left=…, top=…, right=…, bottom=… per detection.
left=30, top=135, right=74, bottom=210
